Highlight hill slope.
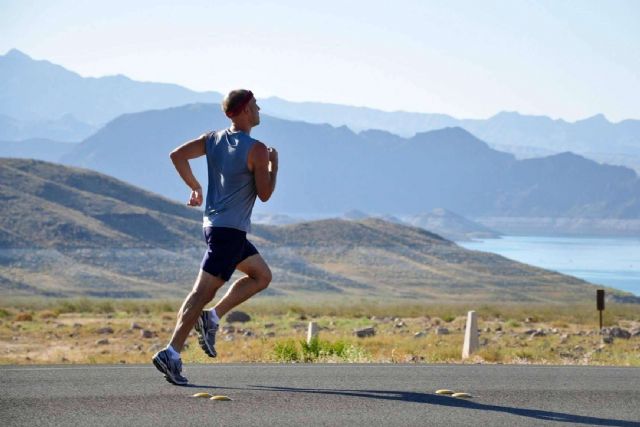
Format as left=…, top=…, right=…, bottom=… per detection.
left=0, top=158, right=611, bottom=302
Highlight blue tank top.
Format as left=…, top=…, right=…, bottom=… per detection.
left=203, top=129, right=258, bottom=232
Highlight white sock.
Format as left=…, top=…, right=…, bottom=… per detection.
left=167, top=344, right=181, bottom=360
left=209, top=308, right=220, bottom=324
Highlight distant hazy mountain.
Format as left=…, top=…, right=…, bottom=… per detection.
left=0, top=138, right=76, bottom=163
left=259, top=98, right=640, bottom=173
left=259, top=96, right=458, bottom=137
left=252, top=213, right=301, bottom=226
left=3, top=49, right=638, bottom=172
left=0, top=113, right=97, bottom=142
left=338, top=207, right=502, bottom=241
left=474, top=216, right=640, bottom=238
left=404, top=208, right=501, bottom=241
left=1, top=158, right=607, bottom=302
left=0, top=49, right=221, bottom=129
left=343, top=209, right=370, bottom=221
left=59, top=103, right=640, bottom=222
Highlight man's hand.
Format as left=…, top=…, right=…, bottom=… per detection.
left=268, top=147, right=278, bottom=172
left=170, top=135, right=206, bottom=205
left=249, top=143, right=278, bottom=202
left=188, top=187, right=203, bottom=207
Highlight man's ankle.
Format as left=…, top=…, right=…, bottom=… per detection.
left=166, top=344, right=181, bottom=360
left=209, top=308, right=220, bottom=324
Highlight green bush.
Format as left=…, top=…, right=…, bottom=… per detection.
left=56, top=298, right=95, bottom=314
left=273, top=340, right=299, bottom=362
left=95, top=301, right=115, bottom=313
left=273, top=337, right=364, bottom=362
left=300, top=337, right=349, bottom=361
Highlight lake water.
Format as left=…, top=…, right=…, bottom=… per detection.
left=459, top=236, right=640, bottom=296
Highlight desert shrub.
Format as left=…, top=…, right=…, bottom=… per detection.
left=477, top=347, right=503, bottom=363
left=95, top=301, right=115, bottom=314
left=426, top=346, right=461, bottom=362
left=273, top=339, right=299, bottom=362
left=286, top=305, right=306, bottom=316
left=273, top=338, right=365, bottom=362
left=506, top=319, right=521, bottom=328
left=39, top=310, right=59, bottom=319
left=158, top=301, right=175, bottom=313
left=300, top=337, right=349, bottom=361
left=15, top=312, right=33, bottom=321
left=56, top=298, right=94, bottom=314
left=514, top=350, right=533, bottom=360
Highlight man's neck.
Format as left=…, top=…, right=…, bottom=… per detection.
left=230, top=122, right=251, bottom=135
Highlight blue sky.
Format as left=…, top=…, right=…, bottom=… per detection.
left=1, top=0, right=638, bottom=121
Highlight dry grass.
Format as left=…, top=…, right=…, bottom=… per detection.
left=0, top=298, right=638, bottom=366
left=14, top=312, right=33, bottom=322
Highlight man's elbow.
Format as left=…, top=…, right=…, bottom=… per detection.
left=169, top=149, right=183, bottom=164
left=257, top=188, right=273, bottom=202
left=258, top=192, right=271, bottom=203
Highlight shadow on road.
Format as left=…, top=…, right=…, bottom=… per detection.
left=248, top=385, right=637, bottom=427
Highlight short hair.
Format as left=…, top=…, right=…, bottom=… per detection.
left=222, top=89, right=254, bottom=118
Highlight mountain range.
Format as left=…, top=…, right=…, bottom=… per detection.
left=1, top=49, right=638, bottom=174
left=259, top=97, right=640, bottom=173
left=0, top=158, right=609, bottom=302
left=0, top=49, right=220, bottom=136
left=2, top=49, right=640, bottom=235
left=55, top=103, right=640, bottom=223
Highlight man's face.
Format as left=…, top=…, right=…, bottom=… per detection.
left=248, top=98, right=260, bottom=126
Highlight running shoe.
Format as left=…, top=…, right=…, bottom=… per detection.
left=195, top=310, right=219, bottom=358
left=152, top=349, right=188, bottom=385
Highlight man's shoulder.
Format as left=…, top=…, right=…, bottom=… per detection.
left=237, top=131, right=261, bottom=145
left=211, top=128, right=227, bottom=139
left=203, top=129, right=230, bottom=145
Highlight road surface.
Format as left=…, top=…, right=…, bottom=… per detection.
left=2, top=364, right=639, bottom=426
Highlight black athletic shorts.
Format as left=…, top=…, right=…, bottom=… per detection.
left=200, top=226, right=259, bottom=281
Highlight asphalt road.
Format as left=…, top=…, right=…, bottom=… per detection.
left=2, top=364, right=639, bottom=426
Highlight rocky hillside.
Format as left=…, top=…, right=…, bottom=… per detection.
left=0, top=158, right=615, bottom=302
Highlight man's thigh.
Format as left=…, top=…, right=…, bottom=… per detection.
left=235, top=254, right=270, bottom=279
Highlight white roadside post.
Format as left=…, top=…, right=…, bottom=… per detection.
left=462, top=310, right=479, bottom=359
left=307, top=321, right=319, bottom=344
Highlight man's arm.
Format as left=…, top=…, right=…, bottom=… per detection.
left=169, top=134, right=207, bottom=206
left=248, top=142, right=278, bottom=202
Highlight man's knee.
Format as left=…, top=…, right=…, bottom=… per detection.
left=255, top=266, right=272, bottom=290
left=192, top=270, right=225, bottom=297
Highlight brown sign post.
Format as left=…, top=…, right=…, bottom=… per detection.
left=597, top=289, right=605, bottom=332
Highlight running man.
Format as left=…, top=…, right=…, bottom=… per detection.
left=153, top=89, right=278, bottom=385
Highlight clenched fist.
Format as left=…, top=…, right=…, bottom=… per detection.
left=188, top=187, right=203, bottom=207
left=268, top=147, right=278, bottom=172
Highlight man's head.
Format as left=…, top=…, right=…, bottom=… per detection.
left=222, top=89, right=260, bottom=127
